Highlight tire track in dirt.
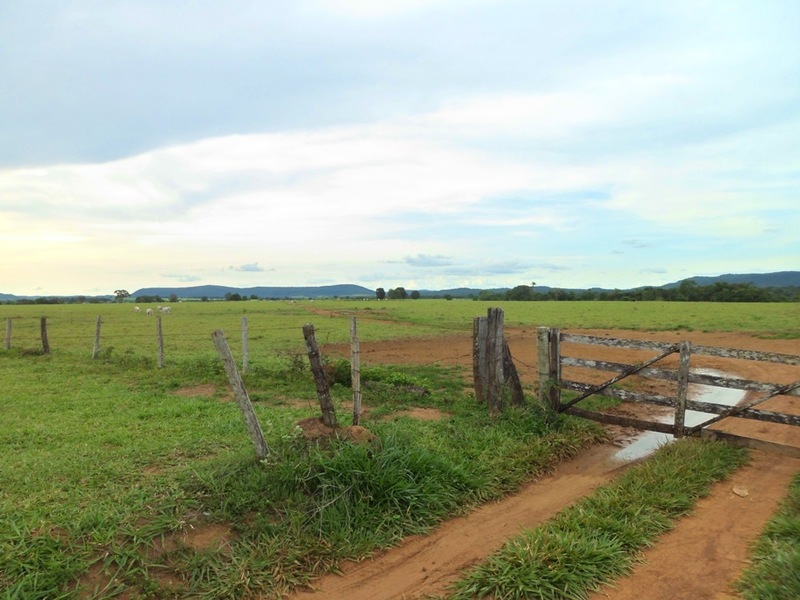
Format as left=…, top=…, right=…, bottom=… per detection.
left=288, top=444, right=629, bottom=600
left=590, top=451, right=800, bottom=600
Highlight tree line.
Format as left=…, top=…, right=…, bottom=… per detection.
left=476, top=281, right=800, bottom=302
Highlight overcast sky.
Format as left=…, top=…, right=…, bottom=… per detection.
left=1, top=0, right=798, bottom=296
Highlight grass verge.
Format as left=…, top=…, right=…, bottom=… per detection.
left=0, top=350, right=605, bottom=599
left=449, top=438, right=750, bottom=600
left=735, top=472, right=800, bottom=600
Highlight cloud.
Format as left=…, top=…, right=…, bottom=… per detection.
left=231, top=263, right=266, bottom=273
left=404, top=254, right=453, bottom=267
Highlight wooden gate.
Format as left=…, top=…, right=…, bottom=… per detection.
left=536, top=327, right=800, bottom=457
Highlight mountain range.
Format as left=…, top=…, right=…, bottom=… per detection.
left=133, top=271, right=800, bottom=299
left=1, top=271, right=798, bottom=301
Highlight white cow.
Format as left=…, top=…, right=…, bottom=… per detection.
left=161, top=306, right=172, bottom=313
left=134, top=306, right=141, bottom=312
left=146, top=308, right=154, bottom=316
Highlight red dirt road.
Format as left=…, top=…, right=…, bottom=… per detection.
left=291, top=330, right=800, bottom=600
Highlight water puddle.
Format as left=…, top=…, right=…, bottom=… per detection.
left=612, top=368, right=747, bottom=463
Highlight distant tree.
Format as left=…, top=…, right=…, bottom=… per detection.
left=114, top=289, right=130, bottom=303
left=225, top=292, right=243, bottom=301
left=506, top=284, right=534, bottom=301
left=443, top=294, right=454, bottom=301
left=169, top=293, right=179, bottom=303
left=410, top=290, right=421, bottom=300
left=387, top=287, right=408, bottom=300
left=375, top=287, right=386, bottom=300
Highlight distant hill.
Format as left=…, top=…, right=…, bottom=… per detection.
left=2, top=272, right=797, bottom=302
left=131, top=284, right=374, bottom=299
left=662, top=271, right=800, bottom=289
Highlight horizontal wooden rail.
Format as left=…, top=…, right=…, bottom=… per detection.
left=561, top=333, right=800, bottom=367
left=562, top=356, right=800, bottom=397
left=564, top=406, right=677, bottom=435
left=561, top=380, right=800, bottom=427
left=561, top=333, right=675, bottom=353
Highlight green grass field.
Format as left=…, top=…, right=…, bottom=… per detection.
left=1, top=299, right=797, bottom=598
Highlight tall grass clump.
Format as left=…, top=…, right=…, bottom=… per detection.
left=450, top=439, right=749, bottom=600
left=735, top=473, right=800, bottom=600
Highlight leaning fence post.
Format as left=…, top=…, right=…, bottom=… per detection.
left=156, top=315, right=164, bottom=368
left=241, top=316, right=249, bottom=375
left=211, top=329, right=270, bottom=459
left=92, top=316, right=102, bottom=359
left=350, top=316, right=362, bottom=426
left=674, top=340, right=692, bottom=438
left=5, top=318, right=11, bottom=350
left=503, top=339, right=525, bottom=406
left=302, top=324, right=339, bottom=428
left=40, top=317, right=50, bottom=354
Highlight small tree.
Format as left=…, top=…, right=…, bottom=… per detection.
left=388, top=287, right=408, bottom=300
left=410, top=290, right=421, bottom=299
left=375, top=287, right=386, bottom=300
left=114, top=289, right=130, bottom=303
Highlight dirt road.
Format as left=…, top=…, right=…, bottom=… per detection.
left=293, top=329, right=800, bottom=599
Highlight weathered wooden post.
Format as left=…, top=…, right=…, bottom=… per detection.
left=302, top=324, right=339, bottom=428
left=486, top=308, right=505, bottom=415
left=674, top=340, right=692, bottom=438
left=350, top=316, right=362, bottom=426
left=503, top=339, right=525, bottom=406
left=156, top=315, right=164, bottom=368
left=472, top=317, right=488, bottom=402
left=92, top=316, right=102, bottom=359
left=211, top=329, right=270, bottom=459
left=5, top=318, right=11, bottom=350
left=537, top=327, right=561, bottom=410
left=241, top=316, right=249, bottom=375
left=40, top=317, right=50, bottom=354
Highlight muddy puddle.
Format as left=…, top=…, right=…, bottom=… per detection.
left=612, top=369, right=746, bottom=463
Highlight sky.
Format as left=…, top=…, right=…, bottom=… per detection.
left=1, top=0, right=798, bottom=296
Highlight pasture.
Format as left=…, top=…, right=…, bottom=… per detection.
left=1, top=299, right=797, bottom=598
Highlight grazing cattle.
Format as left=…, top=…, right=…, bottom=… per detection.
left=146, top=308, right=154, bottom=316
left=162, top=306, right=172, bottom=313
left=134, top=306, right=141, bottom=312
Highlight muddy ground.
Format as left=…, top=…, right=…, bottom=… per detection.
left=289, top=329, right=799, bottom=600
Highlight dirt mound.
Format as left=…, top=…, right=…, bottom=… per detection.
left=297, top=417, right=377, bottom=445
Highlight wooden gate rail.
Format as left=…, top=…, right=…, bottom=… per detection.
left=560, top=381, right=800, bottom=427
left=562, top=356, right=800, bottom=396
left=537, top=327, right=800, bottom=456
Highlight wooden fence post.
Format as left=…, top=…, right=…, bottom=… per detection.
left=503, top=339, right=525, bottom=406
left=537, top=327, right=561, bottom=410
left=156, top=316, right=164, bottom=368
left=40, top=317, right=50, bottom=354
left=5, top=318, right=11, bottom=350
left=211, top=329, right=270, bottom=459
left=241, top=316, right=249, bottom=375
left=673, top=340, right=692, bottom=438
left=92, top=316, right=102, bottom=359
left=472, top=317, right=488, bottom=402
left=351, top=316, right=362, bottom=426
left=302, top=324, right=339, bottom=428
left=486, top=308, right=505, bottom=415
